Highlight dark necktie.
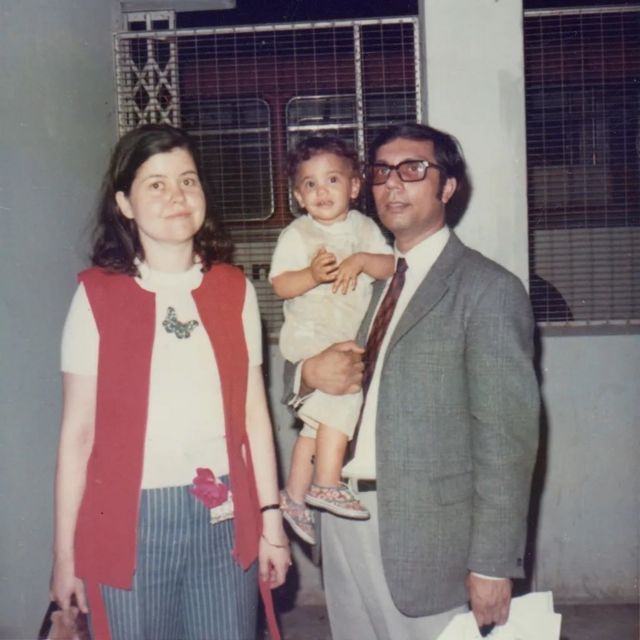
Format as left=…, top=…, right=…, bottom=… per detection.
left=346, top=257, right=408, bottom=461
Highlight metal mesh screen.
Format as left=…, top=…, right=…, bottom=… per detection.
left=114, top=17, right=421, bottom=337
left=524, top=6, right=640, bottom=326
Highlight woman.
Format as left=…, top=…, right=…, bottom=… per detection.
left=51, top=124, right=289, bottom=640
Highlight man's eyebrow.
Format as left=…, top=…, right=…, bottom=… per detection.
left=373, top=157, right=429, bottom=164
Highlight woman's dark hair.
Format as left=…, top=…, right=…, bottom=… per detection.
left=91, top=123, right=232, bottom=274
left=287, top=135, right=360, bottom=181
left=368, top=123, right=466, bottom=199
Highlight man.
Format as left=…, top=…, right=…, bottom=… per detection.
left=285, top=123, right=539, bottom=640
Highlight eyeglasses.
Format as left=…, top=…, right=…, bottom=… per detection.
left=368, top=159, right=444, bottom=185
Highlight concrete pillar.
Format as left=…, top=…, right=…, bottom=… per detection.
left=420, top=0, right=529, bottom=286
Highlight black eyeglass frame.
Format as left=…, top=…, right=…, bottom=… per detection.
left=367, top=159, right=445, bottom=185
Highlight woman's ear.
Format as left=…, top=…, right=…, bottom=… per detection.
left=115, top=191, right=134, bottom=220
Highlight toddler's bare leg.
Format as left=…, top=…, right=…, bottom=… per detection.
left=286, top=435, right=316, bottom=503
left=305, top=423, right=369, bottom=520
left=281, top=435, right=317, bottom=544
left=314, top=424, right=348, bottom=487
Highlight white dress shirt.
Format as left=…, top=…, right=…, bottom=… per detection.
left=61, top=263, right=262, bottom=488
left=339, top=226, right=505, bottom=581
left=342, top=225, right=450, bottom=479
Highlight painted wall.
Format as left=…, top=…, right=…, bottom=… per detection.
left=0, top=2, right=118, bottom=637
left=421, top=0, right=529, bottom=284
left=533, top=334, right=640, bottom=601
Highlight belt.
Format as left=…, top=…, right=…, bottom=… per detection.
left=355, top=479, right=377, bottom=492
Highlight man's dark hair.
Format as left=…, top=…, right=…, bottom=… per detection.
left=287, top=135, right=360, bottom=181
left=368, top=123, right=466, bottom=198
left=91, top=123, right=231, bottom=275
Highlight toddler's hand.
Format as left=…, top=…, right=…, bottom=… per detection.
left=332, top=253, right=364, bottom=294
left=310, top=247, right=338, bottom=284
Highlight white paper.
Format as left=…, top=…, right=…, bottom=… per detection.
left=437, top=592, right=562, bottom=640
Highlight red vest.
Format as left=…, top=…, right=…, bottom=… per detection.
left=74, top=264, right=278, bottom=640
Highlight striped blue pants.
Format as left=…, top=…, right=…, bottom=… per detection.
left=99, top=485, right=258, bottom=640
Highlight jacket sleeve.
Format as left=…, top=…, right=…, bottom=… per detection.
left=465, top=271, right=540, bottom=578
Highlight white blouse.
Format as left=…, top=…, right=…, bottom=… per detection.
left=61, top=263, right=262, bottom=488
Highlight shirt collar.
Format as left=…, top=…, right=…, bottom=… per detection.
left=394, top=225, right=450, bottom=281
left=135, top=259, right=203, bottom=293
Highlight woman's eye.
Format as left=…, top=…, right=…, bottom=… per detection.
left=150, top=181, right=163, bottom=190
left=183, top=177, right=197, bottom=187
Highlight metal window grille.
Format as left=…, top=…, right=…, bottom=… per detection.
left=524, top=6, right=640, bottom=326
left=114, top=16, right=421, bottom=337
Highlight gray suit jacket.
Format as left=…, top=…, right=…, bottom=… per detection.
left=285, top=231, right=539, bottom=617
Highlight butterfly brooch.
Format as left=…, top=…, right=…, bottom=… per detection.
left=162, top=306, right=199, bottom=339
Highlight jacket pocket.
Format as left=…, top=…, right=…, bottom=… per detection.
left=433, top=470, right=473, bottom=505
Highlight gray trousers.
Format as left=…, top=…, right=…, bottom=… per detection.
left=322, top=489, right=467, bottom=640
left=99, top=484, right=258, bottom=640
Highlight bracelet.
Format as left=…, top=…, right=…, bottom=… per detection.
left=261, top=534, right=289, bottom=549
left=260, top=503, right=280, bottom=513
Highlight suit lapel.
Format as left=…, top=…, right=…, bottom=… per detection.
left=384, top=232, right=467, bottom=355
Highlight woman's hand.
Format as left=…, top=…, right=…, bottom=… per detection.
left=52, top=373, right=96, bottom=615
left=244, top=363, right=292, bottom=588
left=50, top=555, right=89, bottom=613
left=258, top=532, right=291, bottom=589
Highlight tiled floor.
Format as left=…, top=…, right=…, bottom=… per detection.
left=276, top=603, right=639, bottom=640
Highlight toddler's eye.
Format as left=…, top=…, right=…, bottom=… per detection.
left=304, top=180, right=315, bottom=190
left=329, top=176, right=339, bottom=184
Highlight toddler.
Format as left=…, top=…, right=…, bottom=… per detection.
left=270, top=136, right=393, bottom=543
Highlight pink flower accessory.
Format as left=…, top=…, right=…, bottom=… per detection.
left=191, top=468, right=229, bottom=507
left=191, top=468, right=234, bottom=525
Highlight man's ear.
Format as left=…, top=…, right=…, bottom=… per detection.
left=115, top=191, right=134, bottom=220
left=441, top=177, right=457, bottom=204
